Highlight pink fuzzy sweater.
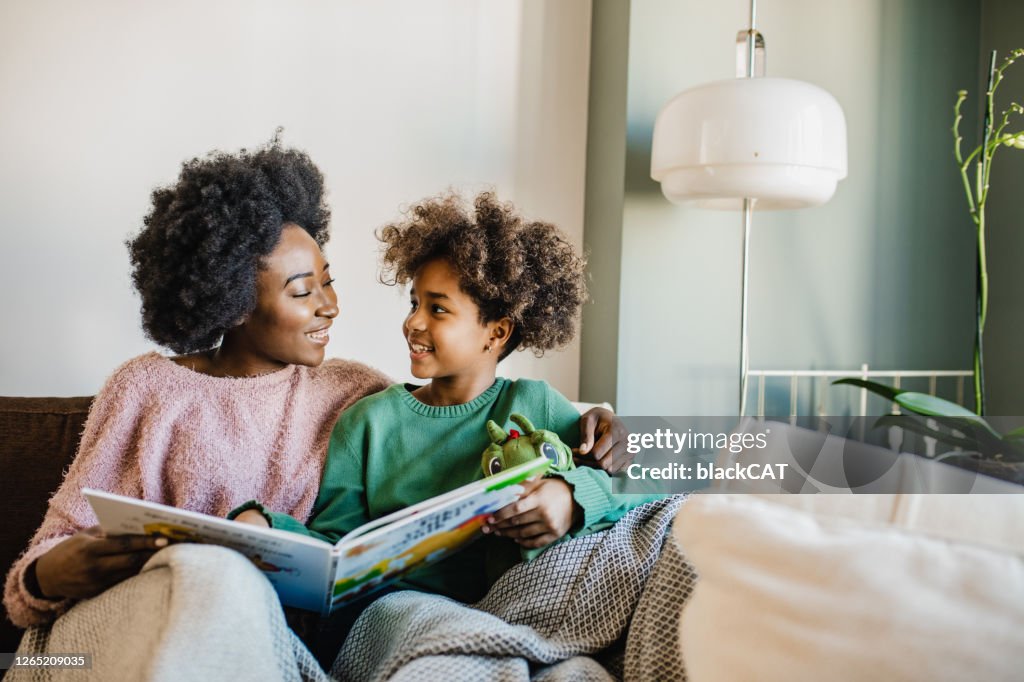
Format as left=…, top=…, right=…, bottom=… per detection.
left=3, top=352, right=389, bottom=627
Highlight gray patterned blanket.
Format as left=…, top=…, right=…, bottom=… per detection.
left=7, top=497, right=692, bottom=682
left=332, top=496, right=693, bottom=682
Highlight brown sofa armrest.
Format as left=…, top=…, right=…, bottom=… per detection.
left=0, top=396, right=92, bottom=650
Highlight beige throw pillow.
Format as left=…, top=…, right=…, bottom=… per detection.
left=675, top=494, right=1024, bottom=682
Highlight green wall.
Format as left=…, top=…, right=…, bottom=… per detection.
left=579, top=0, right=631, bottom=405
left=981, top=0, right=1024, bottom=415
left=582, top=0, right=983, bottom=416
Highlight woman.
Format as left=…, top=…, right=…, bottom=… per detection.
left=4, top=142, right=393, bottom=630
left=3, top=141, right=625, bottom=672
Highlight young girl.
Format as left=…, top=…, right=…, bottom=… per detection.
left=235, top=191, right=654, bottom=604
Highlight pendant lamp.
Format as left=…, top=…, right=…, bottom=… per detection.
left=650, top=0, right=848, bottom=415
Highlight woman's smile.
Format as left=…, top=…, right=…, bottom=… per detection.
left=306, top=325, right=331, bottom=346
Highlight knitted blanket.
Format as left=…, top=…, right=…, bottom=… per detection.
left=7, top=544, right=328, bottom=682
left=332, top=496, right=694, bottom=682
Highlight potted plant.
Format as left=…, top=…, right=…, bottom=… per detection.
left=834, top=48, right=1024, bottom=484
left=832, top=377, right=1024, bottom=484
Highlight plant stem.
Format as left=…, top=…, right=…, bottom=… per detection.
left=955, top=50, right=1023, bottom=415
left=974, top=50, right=997, bottom=416
left=975, top=208, right=987, bottom=416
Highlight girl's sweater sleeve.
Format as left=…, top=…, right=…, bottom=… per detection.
left=543, top=385, right=665, bottom=535
left=2, top=358, right=149, bottom=627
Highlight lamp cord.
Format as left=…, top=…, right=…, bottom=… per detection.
left=746, top=0, right=757, bottom=79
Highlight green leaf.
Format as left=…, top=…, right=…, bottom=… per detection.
left=895, top=392, right=1005, bottom=439
left=831, top=382, right=1007, bottom=443
left=831, top=378, right=904, bottom=402
left=1003, top=425, right=1024, bottom=441
left=893, top=392, right=978, bottom=418
left=873, top=414, right=980, bottom=453
left=874, top=414, right=1024, bottom=461
left=894, top=394, right=989, bottom=430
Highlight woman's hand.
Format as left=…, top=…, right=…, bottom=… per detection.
left=234, top=509, right=271, bottom=527
left=484, top=478, right=580, bottom=549
left=31, top=526, right=168, bottom=601
left=576, top=407, right=632, bottom=473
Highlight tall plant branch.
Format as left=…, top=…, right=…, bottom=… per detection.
left=952, top=48, right=1024, bottom=417
left=975, top=52, right=996, bottom=417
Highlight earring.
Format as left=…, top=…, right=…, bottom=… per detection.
left=485, top=343, right=493, bottom=353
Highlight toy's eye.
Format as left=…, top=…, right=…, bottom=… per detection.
left=489, top=458, right=503, bottom=475
left=540, top=442, right=559, bottom=464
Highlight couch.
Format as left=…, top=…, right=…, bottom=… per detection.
left=0, top=396, right=92, bottom=652
left=4, top=398, right=1023, bottom=681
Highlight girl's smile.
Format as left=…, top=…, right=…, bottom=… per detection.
left=407, top=342, right=434, bottom=360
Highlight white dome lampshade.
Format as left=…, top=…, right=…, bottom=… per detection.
left=651, top=77, right=848, bottom=210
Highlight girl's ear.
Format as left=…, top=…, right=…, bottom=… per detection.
left=489, top=317, right=514, bottom=351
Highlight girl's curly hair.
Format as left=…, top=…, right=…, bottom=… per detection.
left=378, top=191, right=587, bottom=359
left=127, top=141, right=330, bottom=354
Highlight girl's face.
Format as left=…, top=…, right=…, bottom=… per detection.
left=224, top=224, right=339, bottom=373
left=404, top=258, right=498, bottom=382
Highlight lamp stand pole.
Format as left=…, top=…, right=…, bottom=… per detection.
left=740, top=199, right=752, bottom=416
left=738, top=0, right=757, bottom=417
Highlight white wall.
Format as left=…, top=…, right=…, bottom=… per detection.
left=0, top=0, right=591, bottom=398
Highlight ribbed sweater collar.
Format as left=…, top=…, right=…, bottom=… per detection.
left=397, top=378, right=506, bottom=417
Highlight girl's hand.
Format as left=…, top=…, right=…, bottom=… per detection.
left=576, top=407, right=632, bottom=474
left=484, top=478, right=581, bottom=549
left=32, top=526, right=167, bottom=601
left=234, top=509, right=271, bottom=527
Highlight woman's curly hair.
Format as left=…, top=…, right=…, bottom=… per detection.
left=378, top=191, right=588, bottom=359
left=127, top=141, right=330, bottom=354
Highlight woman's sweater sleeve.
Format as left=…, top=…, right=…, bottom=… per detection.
left=2, top=359, right=149, bottom=627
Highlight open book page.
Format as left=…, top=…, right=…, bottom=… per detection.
left=84, top=489, right=336, bottom=612
left=329, top=457, right=549, bottom=607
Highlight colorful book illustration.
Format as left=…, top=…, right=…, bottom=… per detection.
left=83, top=457, right=548, bottom=615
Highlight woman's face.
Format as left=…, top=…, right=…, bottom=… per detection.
left=223, top=224, right=338, bottom=373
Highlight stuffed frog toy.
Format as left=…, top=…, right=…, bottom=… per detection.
left=481, top=413, right=575, bottom=477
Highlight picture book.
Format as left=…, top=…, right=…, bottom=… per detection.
left=83, top=456, right=548, bottom=615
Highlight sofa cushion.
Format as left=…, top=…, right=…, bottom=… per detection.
left=0, top=396, right=92, bottom=651
left=674, top=493, right=1024, bottom=682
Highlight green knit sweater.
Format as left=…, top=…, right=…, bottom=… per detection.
left=258, top=378, right=658, bottom=602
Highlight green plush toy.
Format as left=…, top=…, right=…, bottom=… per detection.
left=481, top=413, right=575, bottom=477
